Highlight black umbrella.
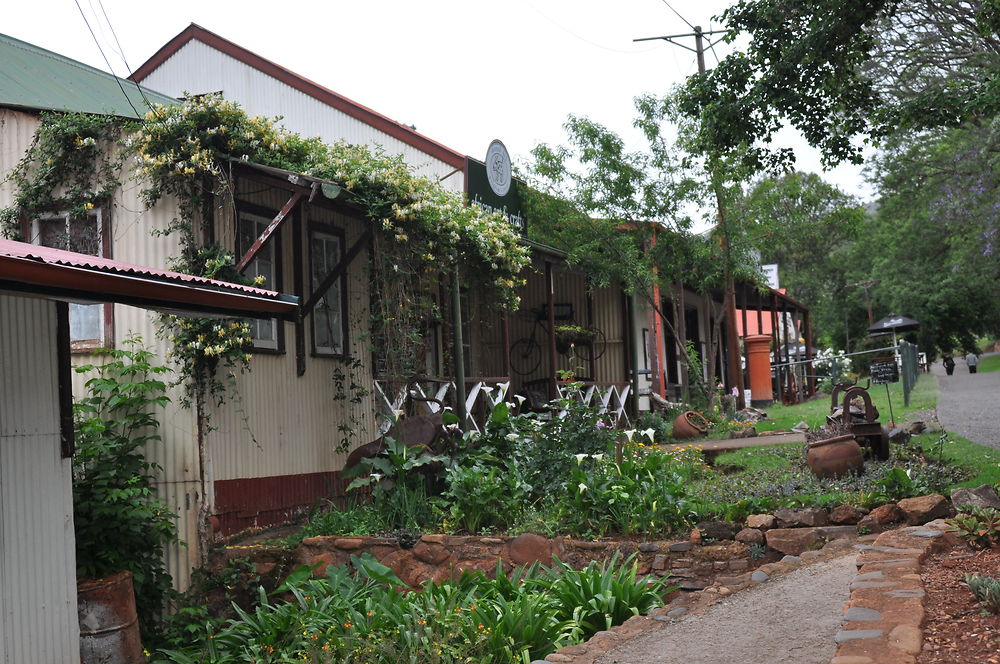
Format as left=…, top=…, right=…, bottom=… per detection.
left=868, top=313, right=920, bottom=346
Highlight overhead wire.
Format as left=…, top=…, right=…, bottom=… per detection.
left=94, top=0, right=165, bottom=120
left=659, top=0, right=696, bottom=31
left=72, top=0, right=142, bottom=119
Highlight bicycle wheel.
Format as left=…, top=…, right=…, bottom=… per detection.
left=510, top=337, right=542, bottom=376
left=576, top=327, right=608, bottom=363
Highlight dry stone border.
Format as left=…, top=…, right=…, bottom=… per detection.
left=831, top=518, right=957, bottom=664
left=221, top=491, right=973, bottom=664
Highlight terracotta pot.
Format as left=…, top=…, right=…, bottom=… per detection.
left=673, top=411, right=710, bottom=439
left=807, top=434, right=864, bottom=479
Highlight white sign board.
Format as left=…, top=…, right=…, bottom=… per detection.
left=762, top=264, right=779, bottom=290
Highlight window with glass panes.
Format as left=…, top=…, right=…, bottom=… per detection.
left=33, top=211, right=106, bottom=346
left=309, top=227, right=346, bottom=355
left=237, top=212, right=279, bottom=350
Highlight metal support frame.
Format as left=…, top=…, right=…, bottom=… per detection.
left=301, top=231, right=371, bottom=317
left=236, top=189, right=306, bottom=273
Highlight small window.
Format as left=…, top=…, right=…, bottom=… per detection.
left=309, top=227, right=346, bottom=356
left=32, top=211, right=108, bottom=349
left=238, top=211, right=280, bottom=351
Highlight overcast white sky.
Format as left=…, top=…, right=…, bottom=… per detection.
left=6, top=0, right=873, bottom=201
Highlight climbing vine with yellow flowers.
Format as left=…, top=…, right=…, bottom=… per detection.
left=5, top=95, right=530, bottom=398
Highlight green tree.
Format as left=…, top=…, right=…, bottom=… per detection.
left=735, top=171, right=867, bottom=348
left=677, top=0, right=1000, bottom=170
left=523, top=95, right=761, bottom=405
left=864, top=125, right=1000, bottom=354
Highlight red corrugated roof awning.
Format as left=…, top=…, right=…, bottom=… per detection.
left=0, top=239, right=298, bottom=319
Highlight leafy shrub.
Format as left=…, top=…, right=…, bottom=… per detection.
left=947, top=507, right=1000, bottom=549
left=965, top=573, right=1000, bottom=613
left=346, top=436, right=445, bottom=532
left=535, top=554, right=672, bottom=641
left=440, top=457, right=530, bottom=533
left=561, top=448, right=690, bottom=537
left=635, top=411, right=674, bottom=444
left=72, top=340, right=176, bottom=643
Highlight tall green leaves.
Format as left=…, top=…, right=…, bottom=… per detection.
left=72, top=338, right=176, bottom=642
left=155, top=553, right=668, bottom=664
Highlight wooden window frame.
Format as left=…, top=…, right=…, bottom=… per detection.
left=28, top=209, right=114, bottom=353
left=235, top=200, right=285, bottom=354
left=307, top=221, right=349, bottom=358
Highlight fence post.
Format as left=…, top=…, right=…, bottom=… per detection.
left=899, top=340, right=919, bottom=407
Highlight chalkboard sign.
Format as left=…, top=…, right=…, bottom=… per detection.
left=870, top=357, right=899, bottom=385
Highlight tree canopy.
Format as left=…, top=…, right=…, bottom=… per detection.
left=678, top=0, right=1000, bottom=170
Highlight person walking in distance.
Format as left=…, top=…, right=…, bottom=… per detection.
left=943, top=354, right=955, bottom=375
left=965, top=350, right=979, bottom=374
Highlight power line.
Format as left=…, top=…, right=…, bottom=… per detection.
left=73, top=0, right=141, bottom=118
left=93, top=0, right=163, bottom=119
left=659, top=0, right=695, bottom=31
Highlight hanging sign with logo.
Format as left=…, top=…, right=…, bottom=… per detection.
left=466, top=140, right=527, bottom=233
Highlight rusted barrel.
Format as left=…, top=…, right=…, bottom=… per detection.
left=78, top=570, right=144, bottom=664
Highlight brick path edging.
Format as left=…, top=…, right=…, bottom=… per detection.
left=830, top=519, right=957, bottom=664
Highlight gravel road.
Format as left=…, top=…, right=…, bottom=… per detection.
left=595, top=553, right=856, bottom=664
left=932, top=353, right=1000, bottom=450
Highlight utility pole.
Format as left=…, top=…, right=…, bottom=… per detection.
left=635, top=26, right=746, bottom=408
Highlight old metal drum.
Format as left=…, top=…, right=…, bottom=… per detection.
left=78, top=570, right=144, bottom=664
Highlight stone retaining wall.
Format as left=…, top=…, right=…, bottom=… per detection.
left=290, top=532, right=753, bottom=590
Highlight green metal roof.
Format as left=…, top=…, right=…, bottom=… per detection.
left=0, top=33, right=177, bottom=118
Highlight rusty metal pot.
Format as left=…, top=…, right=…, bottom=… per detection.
left=807, top=434, right=864, bottom=479
left=78, top=570, right=144, bottom=664
left=673, top=411, right=710, bottom=439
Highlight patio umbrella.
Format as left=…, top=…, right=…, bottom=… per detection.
left=868, top=313, right=920, bottom=348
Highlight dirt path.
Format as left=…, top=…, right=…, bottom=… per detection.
left=931, top=353, right=1000, bottom=450
left=594, top=552, right=856, bottom=664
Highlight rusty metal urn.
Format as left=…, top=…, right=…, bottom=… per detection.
left=673, top=410, right=710, bottom=439
left=807, top=434, right=865, bottom=479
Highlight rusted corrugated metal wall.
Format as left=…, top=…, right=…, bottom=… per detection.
left=497, top=256, right=627, bottom=393
left=0, top=295, right=80, bottom=664
left=137, top=40, right=464, bottom=192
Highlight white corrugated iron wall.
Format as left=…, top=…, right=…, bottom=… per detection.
left=206, top=185, right=376, bottom=483
left=0, top=110, right=41, bottom=218
left=0, top=295, right=80, bottom=664
left=138, top=41, right=464, bottom=192
left=69, top=169, right=203, bottom=590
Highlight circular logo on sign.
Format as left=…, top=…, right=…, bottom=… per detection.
left=485, top=140, right=511, bottom=197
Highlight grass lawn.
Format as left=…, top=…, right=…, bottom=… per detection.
left=979, top=353, right=1000, bottom=373
left=756, top=372, right=939, bottom=432
left=724, top=372, right=1000, bottom=495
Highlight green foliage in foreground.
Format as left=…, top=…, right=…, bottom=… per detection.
left=155, top=553, right=670, bottom=664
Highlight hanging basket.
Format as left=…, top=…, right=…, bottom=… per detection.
left=555, top=325, right=597, bottom=355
